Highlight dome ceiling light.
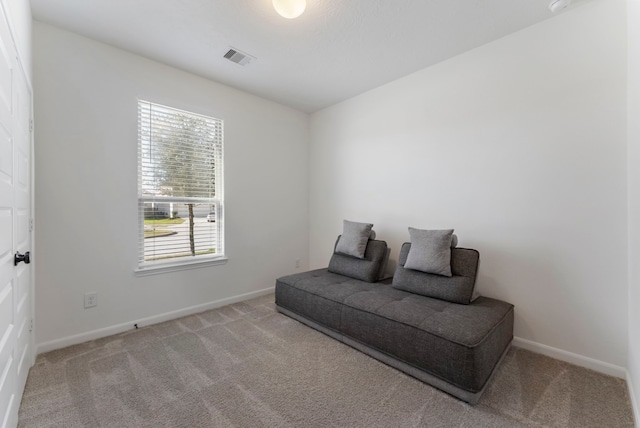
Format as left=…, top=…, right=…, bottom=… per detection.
left=548, top=0, right=571, bottom=13
left=273, top=0, right=306, bottom=19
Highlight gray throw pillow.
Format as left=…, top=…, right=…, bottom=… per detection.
left=335, top=220, right=373, bottom=259
left=404, top=228, right=454, bottom=277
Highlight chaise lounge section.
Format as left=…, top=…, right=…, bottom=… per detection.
left=275, top=234, right=514, bottom=404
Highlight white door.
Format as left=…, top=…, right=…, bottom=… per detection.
left=0, top=6, right=34, bottom=427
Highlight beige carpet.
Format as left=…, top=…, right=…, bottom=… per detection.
left=18, top=294, right=634, bottom=427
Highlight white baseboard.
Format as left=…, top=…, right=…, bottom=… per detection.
left=627, top=370, right=639, bottom=428
left=36, top=287, right=275, bottom=355
left=512, top=336, right=627, bottom=379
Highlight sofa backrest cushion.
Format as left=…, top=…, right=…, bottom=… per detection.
left=328, top=236, right=389, bottom=283
left=392, top=243, right=479, bottom=304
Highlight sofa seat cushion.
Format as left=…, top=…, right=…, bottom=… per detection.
left=276, top=269, right=514, bottom=394
left=343, top=290, right=509, bottom=346
left=276, top=268, right=376, bottom=301
left=276, top=269, right=378, bottom=331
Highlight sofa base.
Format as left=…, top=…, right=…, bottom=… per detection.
left=276, top=304, right=511, bottom=404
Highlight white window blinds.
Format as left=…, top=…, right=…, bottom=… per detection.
left=137, top=100, right=224, bottom=269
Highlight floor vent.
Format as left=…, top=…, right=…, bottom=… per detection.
left=223, top=48, right=256, bottom=66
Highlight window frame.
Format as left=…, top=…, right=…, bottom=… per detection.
left=135, top=100, right=226, bottom=275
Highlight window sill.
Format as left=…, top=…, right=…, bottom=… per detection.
left=135, top=256, right=228, bottom=277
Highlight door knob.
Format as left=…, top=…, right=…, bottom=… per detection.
left=14, top=251, right=30, bottom=266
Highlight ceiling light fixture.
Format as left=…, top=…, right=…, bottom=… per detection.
left=548, top=0, right=571, bottom=13
left=273, top=0, right=306, bottom=19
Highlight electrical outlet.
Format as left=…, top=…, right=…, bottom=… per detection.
left=84, top=292, right=97, bottom=309
left=295, top=259, right=301, bottom=269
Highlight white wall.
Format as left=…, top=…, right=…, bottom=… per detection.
left=628, top=0, right=640, bottom=420
left=310, top=0, right=628, bottom=369
left=33, top=22, right=310, bottom=349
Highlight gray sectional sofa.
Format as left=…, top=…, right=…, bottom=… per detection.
left=275, top=235, right=514, bottom=404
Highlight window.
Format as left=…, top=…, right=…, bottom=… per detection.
left=137, top=100, right=224, bottom=272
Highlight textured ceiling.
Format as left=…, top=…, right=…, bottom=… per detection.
left=29, top=0, right=578, bottom=113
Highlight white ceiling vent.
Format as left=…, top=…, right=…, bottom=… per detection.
left=223, top=48, right=256, bottom=66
